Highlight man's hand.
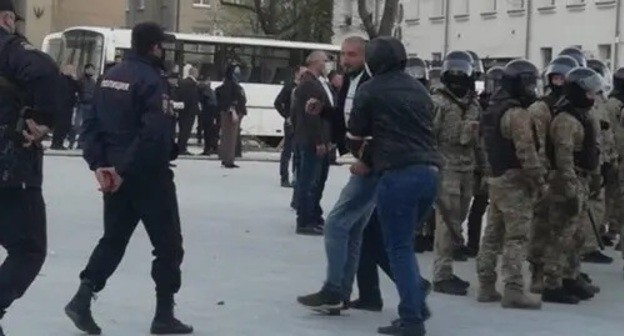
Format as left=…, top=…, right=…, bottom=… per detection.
left=350, top=161, right=371, bottom=176
left=316, top=144, right=328, bottom=157
left=469, top=121, right=479, bottom=135
left=22, top=119, right=50, bottom=148
left=305, top=98, right=323, bottom=115
left=95, top=167, right=124, bottom=193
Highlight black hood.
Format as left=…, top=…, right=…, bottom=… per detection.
left=365, top=37, right=407, bottom=76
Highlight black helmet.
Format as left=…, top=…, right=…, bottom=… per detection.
left=559, top=47, right=587, bottom=68
left=613, top=67, right=624, bottom=92
left=588, top=59, right=612, bottom=93
left=406, top=57, right=428, bottom=80
left=484, top=66, right=504, bottom=94
left=441, top=50, right=474, bottom=77
left=564, top=67, right=606, bottom=108
left=501, top=59, right=539, bottom=105
left=466, top=50, right=485, bottom=76
left=545, top=55, right=578, bottom=78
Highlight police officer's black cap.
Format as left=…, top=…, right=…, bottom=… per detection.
left=0, top=0, right=24, bottom=21
left=131, top=22, right=175, bottom=55
left=442, top=51, right=474, bottom=77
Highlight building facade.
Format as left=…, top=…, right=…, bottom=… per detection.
left=16, top=0, right=126, bottom=48
left=333, top=0, right=624, bottom=70
left=126, top=0, right=257, bottom=36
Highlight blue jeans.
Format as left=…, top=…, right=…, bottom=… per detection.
left=295, top=146, right=329, bottom=227
left=322, top=174, right=378, bottom=298
left=377, top=165, right=439, bottom=325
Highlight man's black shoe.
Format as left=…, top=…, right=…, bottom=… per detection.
left=350, top=298, right=383, bottom=312
left=297, top=290, right=343, bottom=312
left=296, top=226, right=323, bottom=236
left=433, top=277, right=468, bottom=296
left=281, top=180, right=293, bottom=188
left=223, top=163, right=240, bottom=169
left=451, top=275, right=470, bottom=288
left=150, top=317, right=194, bottom=335
left=65, top=281, right=102, bottom=335
left=562, top=278, right=594, bottom=300
left=581, top=251, right=614, bottom=264
left=542, top=287, right=580, bottom=304
left=378, top=322, right=425, bottom=336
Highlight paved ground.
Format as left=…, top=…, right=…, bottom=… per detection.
left=1, top=157, right=623, bottom=335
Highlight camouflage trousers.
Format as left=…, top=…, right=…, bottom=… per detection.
left=477, top=171, right=535, bottom=290
left=605, top=162, right=622, bottom=235
left=433, top=169, right=473, bottom=282
left=543, top=177, right=588, bottom=289
left=581, top=190, right=603, bottom=255
left=527, top=189, right=550, bottom=267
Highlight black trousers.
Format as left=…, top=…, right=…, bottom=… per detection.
left=356, top=211, right=393, bottom=302
left=279, top=122, right=294, bottom=183
left=178, top=112, right=196, bottom=153
left=0, top=187, right=47, bottom=312
left=51, top=107, right=73, bottom=147
left=202, top=109, right=220, bottom=154
left=79, top=170, right=184, bottom=295
left=467, top=193, right=489, bottom=251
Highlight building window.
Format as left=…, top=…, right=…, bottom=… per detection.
left=432, top=0, right=446, bottom=18
left=139, top=0, right=145, bottom=10
left=541, top=0, right=555, bottom=6
left=405, top=0, right=421, bottom=24
left=509, top=0, right=526, bottom=9
left=483, top=0, right=497, bottom=12
left=455, top=0, right=469, bottom=16
left=567, top=0, right=585, bottom=5
left=598, top=44, right=612, bottom=66
left=541, top=47, right=553, bottom=69
left=193, top=0, right=211, bottom=7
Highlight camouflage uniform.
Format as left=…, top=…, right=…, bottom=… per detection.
left=431, top=88, right=482, bottom=282
left=477, top=107, right=544, bottom=290
left=527, top=100, right=553, bottom=268
left=543, top=111, right=593, bottom=289
left=604, top=96, right=624, bottom=241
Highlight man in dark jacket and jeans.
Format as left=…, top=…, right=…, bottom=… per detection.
left=292, top=51, right=333, bottom=235
left=351, top=37, right=441, bottom=336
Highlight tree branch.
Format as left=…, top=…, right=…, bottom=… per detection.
left=378, top=0, right=399, bottom=36
left=357, top=0, right=378, bottom=38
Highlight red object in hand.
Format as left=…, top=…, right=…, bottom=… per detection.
left=101, top=170, right=114, bottom=192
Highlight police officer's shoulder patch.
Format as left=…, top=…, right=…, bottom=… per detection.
left=20, top=41, right=37, bottom=51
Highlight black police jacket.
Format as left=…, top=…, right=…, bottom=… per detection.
left=348, top=38, right=441, bottom=172
left=82, top=51, right=177, bottom=178
left=0, top=28, right=60, bottom=188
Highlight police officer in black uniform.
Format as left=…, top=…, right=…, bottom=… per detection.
left=0, top=1, right=61, bottom=334
left=64, top=23, right=193, bottom=335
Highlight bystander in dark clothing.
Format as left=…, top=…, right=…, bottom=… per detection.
left=68, top=64, right=96, bottom=149
left=51, top=68, right=79, bottom=149
left=177, top=71, right=200, bottom=155
left=216, top=64, right=247, bottom=168
left=199, top=80, right=218, bottom=155
left=275, top=79, right=297, bottom=187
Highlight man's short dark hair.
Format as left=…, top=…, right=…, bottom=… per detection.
left=131, top=22, right=167, bottom=55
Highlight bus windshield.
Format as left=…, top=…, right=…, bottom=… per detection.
left=62, top=30, right=105, bottom=78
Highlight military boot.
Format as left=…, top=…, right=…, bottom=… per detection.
left=477, top=283, right=502, bottom=303
left=65, top=280, right=102, bottom=335
left=579, top=273, right=600, bottom=294
left=542, top=287, right=580, bottom=304
left=530, top=263, right=544, bottom=294
left=562, top=278, right=594, bottom=301
left=501, top=288, right=542, bottom=310
left=150, top=293, right=193, bottom=335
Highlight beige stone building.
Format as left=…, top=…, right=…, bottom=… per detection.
left=15, top=0, right=126, bottom=48
left=126, top=0, right=258, bottom=36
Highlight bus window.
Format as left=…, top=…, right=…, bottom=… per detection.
left=181, top=42, right=217, bottom=80
left=61, top=30, right=104, bottom=78
left=45, top=37, right=63, bottom=63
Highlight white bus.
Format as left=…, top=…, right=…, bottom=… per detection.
left=41, top=26, right=340, bottom=145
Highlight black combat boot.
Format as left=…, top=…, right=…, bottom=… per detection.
left=581, top=251, right=614, bottom=264
left=65, top=280, right=102, bottom=335
left=150, top=293, right=194, bottom=335
left=562, top=278, right=595, bottom=300
left=542, top=287, right=580, bottom=304
left=433, top=275, right=469, bottom=296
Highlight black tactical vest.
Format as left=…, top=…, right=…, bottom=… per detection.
left=546, top=104, right=600, bottom=172
left=482, top=98, right=529, bottom=177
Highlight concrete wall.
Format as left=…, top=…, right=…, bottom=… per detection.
left=335, top=0, right=624, bottom=70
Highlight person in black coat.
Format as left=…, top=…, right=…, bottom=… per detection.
left=177, top=66, right=201, bottom=155
left=199, top=78, right=219, bottom=155
left=51, top=64, right=79, bottom=150
left=216, top=63, right=247, bottom=168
